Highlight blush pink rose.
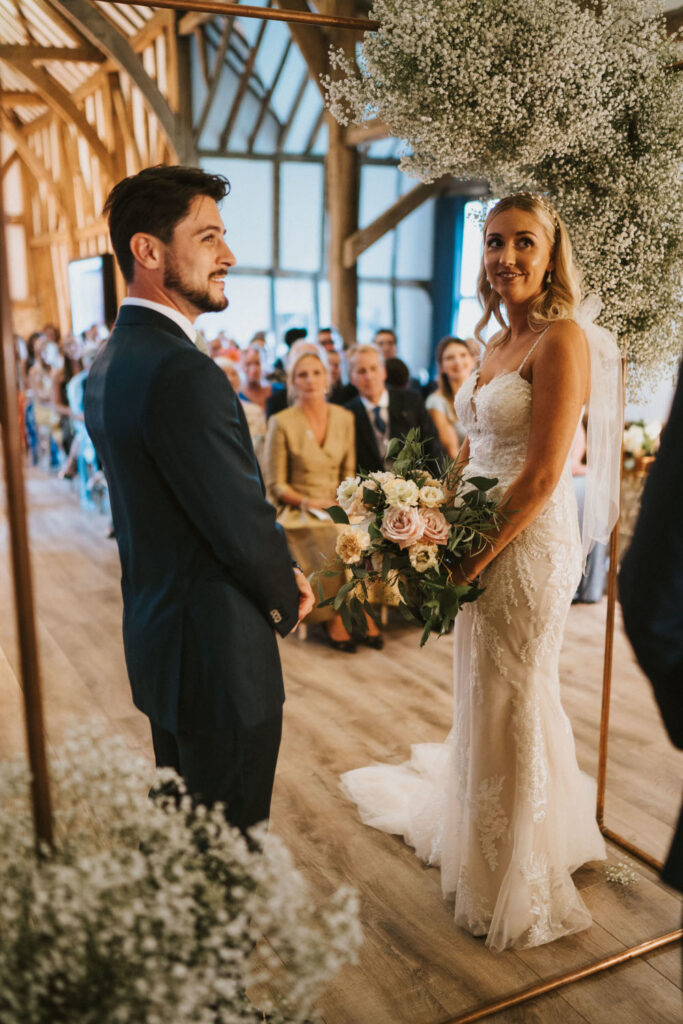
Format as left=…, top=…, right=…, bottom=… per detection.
left=418, top=507, right=450, bottom=545
left=380, top=505, right=424, bottom=549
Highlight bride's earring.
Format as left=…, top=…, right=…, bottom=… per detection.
left=545, top=269, right=553, bottom=287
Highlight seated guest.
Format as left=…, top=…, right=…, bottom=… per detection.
left=317, top=326, right=336, bottom=352
left=215, top=357, right=266, bottom=465
left=385, top=356, right=410, bottom=390
left=373, top=327, right=421, bottom=393
left=425, top=336, right=477, bottom=459
left=328, top=346, right=357, bottom=405
left=266, top=339, right=319, bottom=418
left=373, top=327, right=398, bottom=361
left=264, top=345, right=380, bottom=652
left=241, top=344, right=272, bottom=410
left=345, top=344, right=444, bottom=473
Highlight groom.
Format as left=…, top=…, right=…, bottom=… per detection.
left=84, top=165, right=314, bottom=832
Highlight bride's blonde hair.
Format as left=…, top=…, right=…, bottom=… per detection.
left=474, top=193, right=582, bottom=348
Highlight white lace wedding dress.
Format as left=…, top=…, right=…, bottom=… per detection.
left=341, top=334, right=606, bottom=952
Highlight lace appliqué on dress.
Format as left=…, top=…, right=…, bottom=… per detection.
left=456, top=865, right=493, bottom=934
left=512, top=693, right=548, bottom=823
left=522, top=852, right=554, bottom=946
left=476, top=776, right=509, bottom=871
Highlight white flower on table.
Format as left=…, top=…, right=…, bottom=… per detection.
left=623, top=424, right=645, bottom=456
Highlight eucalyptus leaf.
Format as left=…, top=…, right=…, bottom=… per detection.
left=325, top=505, right=350, bottom=525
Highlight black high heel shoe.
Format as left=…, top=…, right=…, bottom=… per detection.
left=327, top=636, right=357, bottom=653
left=358, top=632, right=384, bottom=650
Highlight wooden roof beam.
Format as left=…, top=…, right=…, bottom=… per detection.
left=179, top=12, right=217, bottom=34
left=1, top=57, right=115, bottom=177
left=343, top=176, right=450, bottom=268
left=0, top=45, right=104, bottom=62
left=0, top=92, right=47, bottom=107
left=47, top=0, right=193, bottom=164
left=194, top=16, right=233, bottom=143
left=0, top=110, right=67, bottom=217
left=345, top=118, right=391, bottom=147
left=219, top=11, right=269, bottom=150
left=274, top=0, right=329, bottom=98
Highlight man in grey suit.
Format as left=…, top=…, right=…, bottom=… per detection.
left=85, top=165, right=314, bottom=833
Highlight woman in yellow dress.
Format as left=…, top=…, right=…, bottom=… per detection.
left=264, top=343, right=380, bottom=652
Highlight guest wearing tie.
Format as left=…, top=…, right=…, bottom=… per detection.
left=345, top=344, right=444, bottom=473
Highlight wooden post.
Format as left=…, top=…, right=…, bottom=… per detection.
left=0, top=131, right=53, bottom=849
left=325, top=1, right=359, bottom=347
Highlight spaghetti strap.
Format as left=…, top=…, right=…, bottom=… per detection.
left=517, top=325, right=551, bottom=374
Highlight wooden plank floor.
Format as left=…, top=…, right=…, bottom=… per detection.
left=1, top=469, right=681, bottom=1024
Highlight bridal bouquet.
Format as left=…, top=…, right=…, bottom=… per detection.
left=319, top=430, right=505, bottom=645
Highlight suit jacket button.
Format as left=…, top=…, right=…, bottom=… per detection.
left=270, top=609, right=282, bottom=624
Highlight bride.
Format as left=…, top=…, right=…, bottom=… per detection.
left=341, top=192, right=622, bottom=951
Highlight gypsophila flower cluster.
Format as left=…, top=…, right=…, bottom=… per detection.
left=604, top=861, right=639, bottom=887
left=317, top=429, right=505, bottom=645
left=324, top=0, right=683, bottom=394
left=0, top=725, right=361, bottom=1024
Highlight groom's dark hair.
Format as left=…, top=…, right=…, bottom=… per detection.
left=104, top=165, right=231, bottom=282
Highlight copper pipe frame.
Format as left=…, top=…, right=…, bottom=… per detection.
left=0, top=127, right=53, bottom=848
left=112, top=0, right=380, bottom=31
left=439, top=929, right=683, bottom=1024
left=595, top=359, right=664, bottom=869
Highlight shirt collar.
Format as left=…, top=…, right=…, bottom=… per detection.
left=121, top=297, right=197, bottom=345
left=361, top=389, right=389, bottom=413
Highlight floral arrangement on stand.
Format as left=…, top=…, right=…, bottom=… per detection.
left=325, top=0, right=683, bottom=394
left=318, top=430, right=504, bottom=645
left=0, top=727, right=361, bottom=1024
left=622, top=418, right=662, bottom=471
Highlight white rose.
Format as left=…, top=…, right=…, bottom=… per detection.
left=337, top=477, right=362, bottom=511
left=645, top=420, right=662, bottom=442
left=408, top=543, right=440, bottom=573
left=336, top=525, right=371, bottom=564
left=418, top=484, right=445, bottom=508
left=623, top=424, right=645, bottom=456
left=383, top=477, right=420, bottom=509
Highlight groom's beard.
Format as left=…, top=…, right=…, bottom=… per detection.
left=163, top=250, right=228, bottom=314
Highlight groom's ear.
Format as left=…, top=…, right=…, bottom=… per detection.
left=130, top=232, right=163, bottom=272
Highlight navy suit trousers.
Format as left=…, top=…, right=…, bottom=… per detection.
left=150, top=712, right=283, bottom=835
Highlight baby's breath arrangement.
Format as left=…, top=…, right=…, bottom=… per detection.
left=325, top=0, right=683, bottom=393
left=604, top=861, right=639, bottom=887
left=0, top=727, right=361, bottom=1024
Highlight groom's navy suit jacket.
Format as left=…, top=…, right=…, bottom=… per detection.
left=84, top=305, right=299, bottom=735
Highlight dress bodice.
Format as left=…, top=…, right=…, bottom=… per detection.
left=455, top=369, right=573, bottom=505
